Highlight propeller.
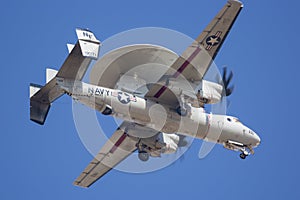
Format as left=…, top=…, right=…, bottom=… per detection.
left=221, top=67, right=234, bottom=97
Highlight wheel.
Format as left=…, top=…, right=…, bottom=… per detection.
left=176, top=106, right=187, bottom=116
left=138, top=151, right=149, bottom=162
left=239, top=153, right=246, bottom=159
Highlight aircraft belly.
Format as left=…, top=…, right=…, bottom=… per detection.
left=74, top=83, right=226, bottom=144
left=174, top=114, right=208, bottom=139
left=129, top=98, right=151, bottom=122
left=72, top=94, right=106, bottom=113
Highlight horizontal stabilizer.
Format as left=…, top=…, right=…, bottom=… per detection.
left=30, top=78, right=64, bottom=125
left=30, top=28, right=101, bottom=125
left=30, top=100, right=51, bottom=125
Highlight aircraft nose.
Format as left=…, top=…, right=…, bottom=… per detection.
left=252, top=132, right=261, bottom=147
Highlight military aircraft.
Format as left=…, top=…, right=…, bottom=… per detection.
left=30, top=0, right=260, bottom=188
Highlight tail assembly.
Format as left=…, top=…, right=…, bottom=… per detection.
left=30, top=28, right=101, bottom=125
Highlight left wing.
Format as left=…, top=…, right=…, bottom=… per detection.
left=145, top=0, right=243, bottom=107
left=73, top=123, right=137, bottom=188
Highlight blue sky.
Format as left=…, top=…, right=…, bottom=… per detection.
left=1, top=0, right=300, bottom=199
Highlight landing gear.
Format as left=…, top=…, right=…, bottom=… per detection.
left=176, top=93, right=188, bottom=116
left=239, top=153, right=247, bottom=159
left=176, top=106, right=187, bottom=116
left=239, top=150, right=249, bottom=159
left=138, top=151, right=149, bottom=162
left=224, top=141, right=253, bottom=160
left=136, top=140, right=150, bottom=162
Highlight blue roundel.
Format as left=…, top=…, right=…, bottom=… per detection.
left=117, top=92, right=130, bottom=104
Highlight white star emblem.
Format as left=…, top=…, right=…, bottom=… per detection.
left=206, top=36, right=220, bottom=46
left=119, top=93, right=129, bottom=101
left=118, top=92, right=130, bottom=104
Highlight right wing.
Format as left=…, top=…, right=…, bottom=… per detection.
left=145, top=0, right=243, bottom=106
left=73, top=123, right=138, bottom=188
left=167, top=0, right=243, bottom=82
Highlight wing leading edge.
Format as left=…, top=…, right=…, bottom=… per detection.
left=145, top=0, right=243, bottom=105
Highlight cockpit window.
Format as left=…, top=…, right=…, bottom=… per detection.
left=227, top=116, right=242, bottom=124
left=233, top=118, right=242, bottom=124
left=248, top=130, right=254, bottom=135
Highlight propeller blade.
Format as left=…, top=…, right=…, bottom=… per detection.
left=222, top=67, right=234, bottom=97
left=199, top=141, right=217, bottom=159
left=226, top=71, right=233, bottom=87
left=222, top=67, right=228, bottom=85
left=226, top=85, right=234, bottom=96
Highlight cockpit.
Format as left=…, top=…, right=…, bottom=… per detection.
left=226, top=116, right=256, bottom=136
left=226, top=116, right=242, bottom=124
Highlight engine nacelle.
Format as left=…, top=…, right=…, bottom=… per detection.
left=199, top=80, right=223, bottom=104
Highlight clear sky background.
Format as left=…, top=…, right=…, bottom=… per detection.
left=1, top=0, right=300, bottom=199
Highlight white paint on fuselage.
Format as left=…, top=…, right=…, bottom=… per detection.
left=62, top=80, right=260, bottom=149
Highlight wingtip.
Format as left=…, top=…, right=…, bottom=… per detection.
left=229, top=0, right=244, bottom=7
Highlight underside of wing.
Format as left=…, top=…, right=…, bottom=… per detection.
left=90, top=44, right=178, bottom=93
left=145, top=0, right=243, bottom=105
left=88, top=1, right=243, bottom=109
left=166, top=0, right=243, bottom=83
left=73, top=124, right=138, bottom=188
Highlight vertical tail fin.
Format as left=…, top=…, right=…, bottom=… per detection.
left=46, top=68, right=58, bottom=83
left=30, top=83, right=42, bottom=98
left=67, top=44, right=75, bottom=53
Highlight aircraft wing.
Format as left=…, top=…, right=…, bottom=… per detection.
left=145, top=0, right=243, bottom=107
left=73, top=123, right=138, bottom=188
